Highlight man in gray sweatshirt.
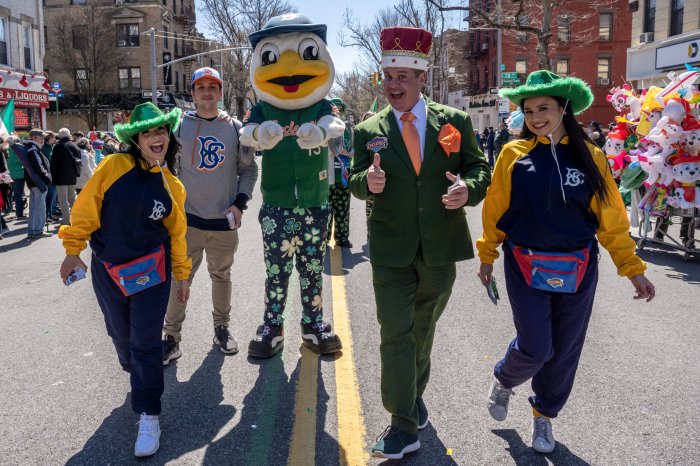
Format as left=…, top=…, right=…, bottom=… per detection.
left=163, top=67, right=259, bottom=364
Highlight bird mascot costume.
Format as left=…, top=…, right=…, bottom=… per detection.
left=241, top=13, right=345, bottom=358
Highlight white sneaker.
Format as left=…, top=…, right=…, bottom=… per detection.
left=134, top=413, right=160, bottom=457
left=487, top=377, right=514, bottom=421
left=531, top=415, right=556, bottom=453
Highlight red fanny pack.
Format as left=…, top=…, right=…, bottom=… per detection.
left=102, top=245, right=166, bottom=296
left=509, top=241, right=590, bottom=294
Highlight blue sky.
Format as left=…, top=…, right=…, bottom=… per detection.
left=194, top=0, right=465, bottom=75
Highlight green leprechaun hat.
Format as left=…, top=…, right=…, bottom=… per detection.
left=114, top=102, right=182, bottom=144
left=499, top=70, right=594, bottom=115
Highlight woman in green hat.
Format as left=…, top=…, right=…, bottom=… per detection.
left=57, top=102, right=192, bottom=458
left=475, top=70, right=655, bottom=453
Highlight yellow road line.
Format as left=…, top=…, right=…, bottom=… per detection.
left=287, top=345, right=319, bottom=466
left=330, top=243, right=368, bottom=466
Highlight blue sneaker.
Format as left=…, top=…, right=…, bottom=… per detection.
left=371, top=426, right=420, bottom=459
left=416, top=397, right=428, bottom=430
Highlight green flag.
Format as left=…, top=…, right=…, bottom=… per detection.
left=369, top=97, right=377, bottom=113
left=0, top=97, right=15, bottom=139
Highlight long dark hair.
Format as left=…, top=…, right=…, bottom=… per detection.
left=520, top=97, right=610, bottom=205
left=127, top=127, right=180, bottom=174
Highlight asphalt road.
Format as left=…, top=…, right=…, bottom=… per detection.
left=0, top=175, right=698, bottom=466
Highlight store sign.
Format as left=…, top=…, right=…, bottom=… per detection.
left=656, top=38, right=700, bottom=69
left=498, top=99, right=510, bottom=114
left=0, top=88, right=49, bottom=108
left=14, top=109, right=30, bottom=127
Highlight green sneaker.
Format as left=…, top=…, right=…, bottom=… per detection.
left=416, top=397, right=428, bottom=430
left=371, top=426, right=420, bottom=459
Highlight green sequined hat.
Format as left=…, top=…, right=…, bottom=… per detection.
left=499, top=70, right=594, bottom=115
left=114, top=102, right=182, bottom=144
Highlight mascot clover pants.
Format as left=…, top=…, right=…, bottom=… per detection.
left=259, top=202, right=330, bottom=326
left=373, top=249, right=456, bottom=435
left=91, top=253, right=171, bottom=416
left=328, top=183, right=350, bottom=243
left=494, top=245, right=599, bottom=418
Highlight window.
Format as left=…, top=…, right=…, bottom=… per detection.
left=492, top=62, right=497, bottom=87
left=0, top=18, right=8, bottom=65
left=175, top=71, right=179, bottom=92
left=71, top=0, right=86, bottom=4
left=598, top=57, right=611, bottom=83
left=556, top=58, right=569, bottom=76
left=116, top=24, right=139, bottom=47
left=643, top=0, right=656, bottom=33
left=515, top=60, right=527, bottom=75
left=599, top=13, right=612, bottom=41
left=73, top=26, right=87, bottom=50
left=557, top=15, right=570, bottom=44
left=164, top=26, right=169, bottom=49
left=172, top=0, right=177, bottom=14
left=670, top=0, right=685, bottom=36
left=118, top=67, right=141, bottom=89
left=516, top=16, right=529, bottom=44
left=44, top=26, right=47, bottom=45
left=76, top=68, right=88, bottom=90
left=23, top=25, right=32, bottom=70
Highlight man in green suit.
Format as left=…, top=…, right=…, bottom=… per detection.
left=349, top=26, right=491, bottom=460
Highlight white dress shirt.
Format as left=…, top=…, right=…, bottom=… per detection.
left=393, top=97, right=428, bottom=160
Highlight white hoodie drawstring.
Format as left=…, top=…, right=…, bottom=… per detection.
left=547, top=99, right=569, bottom=205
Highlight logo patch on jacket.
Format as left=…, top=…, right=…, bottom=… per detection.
left=564, top=168, right=585, bottom=187
left=366, top=137, right=388, bottom=153
left=149, top=199, right=166, bottom=221
left=547, top=278, right=564, bottom=288
left=197, top=136, right=226, bottom=171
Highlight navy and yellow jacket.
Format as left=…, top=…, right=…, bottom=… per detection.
left=476, top=136, right=645, bottom=279
left=58, top=153, right=192, bottom=281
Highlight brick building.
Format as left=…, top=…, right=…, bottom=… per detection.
left=42, top=0, right=216, bottom=132
left=462, top=0, right=632, bottom=130
left=0, top=0, right=48, bottom=131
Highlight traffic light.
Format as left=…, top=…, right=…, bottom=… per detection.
left=369, top=71, right=383, bottom=86
left=375, top=71, right=382, bottom=86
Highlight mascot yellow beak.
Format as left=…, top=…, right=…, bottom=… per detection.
left=254, top=50, right=331, bottom=101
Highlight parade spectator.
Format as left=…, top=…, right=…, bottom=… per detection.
left=349, top=26, right=491, bottom=459
left=92, top=139, right=105, bottom=165
left=477, top=70, right=655, bottom=454
left=494, top=122, right=510, bottom=159
left=589, top=121, right=607, bottom=148
left=41, top=131, right=59, bottom=221
left=58, top=102, right=191, bottom=458
left=473, top=129, right=481, bottom=148
left=487, top=126, right=496, bottom=167
left=327, top=97, right=353, bottom=248
left=23, top=129, right=52, bottom=239
left=75, top=138, right=97, bottom=194
left=51, top=128, right=81, bottom=225
left=6, top=134, right=26, bottom=219
left=0, top=136, right=12, bottom=215
left=162, top=67, right=258, bottom=364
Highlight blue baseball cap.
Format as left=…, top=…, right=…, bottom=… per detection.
left=191, top=67, right=222, bottom=87
left=248, top=13, right=327, bottom=49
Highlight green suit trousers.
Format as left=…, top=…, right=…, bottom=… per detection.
left=373, top=248, right=456, bottom=435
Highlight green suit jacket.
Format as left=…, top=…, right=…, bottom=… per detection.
left=349, top=98, right=491, bottom=268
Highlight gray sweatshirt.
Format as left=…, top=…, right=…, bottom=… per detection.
left=176, top=110, right=258, bottom=230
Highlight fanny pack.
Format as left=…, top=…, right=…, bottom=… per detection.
left=102, top=245, right=166, bottom=296
left=508, top=241, right=591, bottom=294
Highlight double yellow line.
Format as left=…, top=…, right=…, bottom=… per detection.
left=287, top=242, right=368, bottom=465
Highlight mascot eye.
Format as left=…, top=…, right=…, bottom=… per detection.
left=299, top=38, right=319, bottom=60
left=260, top=43, right=279, bottom=66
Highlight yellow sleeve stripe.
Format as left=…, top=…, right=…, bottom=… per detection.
left=161, top=168, right=192, bottom=281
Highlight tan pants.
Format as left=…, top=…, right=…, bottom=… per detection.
left=164, top=226, right=239, bottom=342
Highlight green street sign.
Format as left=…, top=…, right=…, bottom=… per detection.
left=501, top=72, right=518, bottom=78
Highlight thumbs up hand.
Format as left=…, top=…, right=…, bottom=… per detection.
left=442, top=171, right=468, bottom=209
left=367, top=153, right=386, bottom=194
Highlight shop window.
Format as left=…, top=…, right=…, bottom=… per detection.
left=556, top=59, right=569, bottom=76
left=0, top=18, right=8, bottom=66
left=599, top=13, right=612, bottom=41
left=670, top=0, right=684, bottom=36
left=557, top=15, right=570, bottom=44
left=118, top=67, right=141, bottom=89
left=116, top=24, right=139, bottom=47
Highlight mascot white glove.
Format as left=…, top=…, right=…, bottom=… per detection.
left=296, top=114, right=345, bottom=150
left=239, top=121, right=284, bottom=151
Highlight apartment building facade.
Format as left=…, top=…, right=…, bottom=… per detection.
left=42, top=0, right=216, bottom=131
left=627, top=0, right=699, bottom=86
left=0, top=0, right=48, bottom=131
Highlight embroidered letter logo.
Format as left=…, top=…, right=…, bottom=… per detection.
left=197, top=136, right=226, bottom=171
left=149, top=199, right=166, bottom=220
left=564, top=168, right=585, bottom=187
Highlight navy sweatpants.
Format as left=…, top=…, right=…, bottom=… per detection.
left=494, top=244, right=599, bottom=418
left=91, top=254, right=171, bottom=415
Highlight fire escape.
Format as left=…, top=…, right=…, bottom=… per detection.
left=173, top=4, right=197, bottom=89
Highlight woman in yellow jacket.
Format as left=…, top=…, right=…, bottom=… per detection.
left=58, top=103, right=191, bottom=458
left=476, top=71, right=655, bottom=454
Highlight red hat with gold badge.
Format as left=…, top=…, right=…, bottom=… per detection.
left=380, top=27, right=432, bottom=71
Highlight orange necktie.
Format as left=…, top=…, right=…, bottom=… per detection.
left=401, top=112, right=421, bottom=175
